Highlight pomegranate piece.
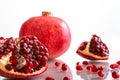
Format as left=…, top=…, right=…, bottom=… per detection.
left=0, top=35, right=49, bottom=78
left=76, top=34, right=109, bottom=60
left=19, top=11, right=71, bottom=59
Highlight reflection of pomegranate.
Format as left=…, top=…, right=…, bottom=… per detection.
left=19, top=11, right=71, bottom=59
left=5, top=59, right=73, bottom=80
left=76, top=34, right=109, bottom=60
left=0, top=35, right=48, bottom=78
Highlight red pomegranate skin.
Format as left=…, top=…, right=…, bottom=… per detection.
left=19, top=13, right=71, bottom=59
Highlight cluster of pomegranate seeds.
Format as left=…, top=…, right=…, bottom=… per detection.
left=89, top=34, right=109, bottom=57
left=0, top=36, right=49, bottom=74
left=78, top=41, right=88, bottom=50
left=75, top=60, right=120, bottom=79
left=76, top=61, right=105, bottom=78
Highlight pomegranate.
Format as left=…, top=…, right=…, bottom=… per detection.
left=19, top=11, right=71, bottom=59
left=0, top=35, right=48, bottom=78
left=76, top=34, right=109, bottom=60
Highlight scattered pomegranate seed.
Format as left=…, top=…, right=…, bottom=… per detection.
left=116, top=60, right=120, bottom=65
left=110, top=63, right=119, bottom=69
left=91, top=65, right=98, bottom=72
left=45, top=77, right=55, bottom=80
left=111, top=71, right=119, bottom=79
left=98, top=70, right=104, bottom=77
left=55, top=61, right=60, bottom=67
left=61, top=63, right=67, bottom=71
left=97, top=66, right=103, bottom=71
left=82, top=61, right=88, bottom=65
left=63, top=76, right=70, bottom=80
left=76, top=65, right=83, bottom=71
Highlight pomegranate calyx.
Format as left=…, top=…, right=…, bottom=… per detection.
left=42, top=11, right=52, bottom=16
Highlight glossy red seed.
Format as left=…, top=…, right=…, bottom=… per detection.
left=63, top=76, right=70, bottom=80
left=45, top=77, right=55, bottom=80
left=110, top=63, right=119, bottom=69
left=5, top=64, right=13, bottom=71
left=10, top=56, right=18, bottom=65
left=82, top=61, right=88, bottom=65
left=91, top=65, right=98, bottom=72
left=76, top=65, right=83, bottom=71
left=112, top=71, right=119, bottom=79
left=98, top=70, right=104, bottom=77
left=116, top=60, right=120, bottom=65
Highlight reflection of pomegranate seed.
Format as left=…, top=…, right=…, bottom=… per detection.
left=82, top=61, right=88, bottom=65
left=55, top=62, right=60, bottom=67
left=45, top=77, right=55, bottom=80
left=98, top=70, right=104, bottom=77
left=61, top=64, right=67, bottom=71
left=112, top=71, right=119, bottom=79
left=63, top=76, right=70, bottom=80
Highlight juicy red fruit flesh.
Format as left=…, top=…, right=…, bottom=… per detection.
left=0, top=35, right=49, bottom=78
left=89, top=34, right=109, bottom=57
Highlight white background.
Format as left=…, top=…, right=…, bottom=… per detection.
left=0, top=0, right=120, bottom=80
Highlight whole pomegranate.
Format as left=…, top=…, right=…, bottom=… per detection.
left=76, top=34, right=109, bottom=60
left=0, top=35, right=48, bottom=78
left=19, top=11, right=71, bottom=59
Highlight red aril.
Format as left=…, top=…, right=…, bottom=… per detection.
left=0, top=35, right=48, bottom=78
left=76, top=34, right=109, bottom=60
left=19, top=11, right=71, bottom=59
left=111, top=71, right=119, bottom=79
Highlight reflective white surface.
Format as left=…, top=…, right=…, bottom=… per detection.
left=0, top=0, right=120, bottom=80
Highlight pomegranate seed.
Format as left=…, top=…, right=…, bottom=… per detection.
left=116, top=60, right=120, bottom=65
left=55, top=61, right=60, bottom=67
left=5, top=64, right=13, bottom=71
left=45, top=77, right=55, bottom=80
left=98, top=70, right=104, bottom=77
left=9, top=55, right=18, bottom=65
left=111, top=71, right=119, bottom=79
left=82, top=61, right=88, bottom=65
left=76, top=65, right=83, bottom=71
left=61, top=63, right=67, bottom=71
left=97, top=66, right=103, bottom=71
left=76, top=62, right=80, bottom=65
left=63, top=76, right=70, bottom=80
left=110, top=63, right=119, bottom=69
left=86, top=65, right=92, bottom=71
left=79, top=41, right=88, bottom=50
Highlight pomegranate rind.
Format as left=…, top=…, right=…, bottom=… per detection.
left=19, top=15, right=71, bottom=59
left=76, top=42, right=108, bottom=60
left=0, top=64, right=48, bottom=78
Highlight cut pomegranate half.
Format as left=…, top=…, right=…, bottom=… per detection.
left=0, top=35, right=48, bottom=78
left=76, top=34, right=109, bottom=60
